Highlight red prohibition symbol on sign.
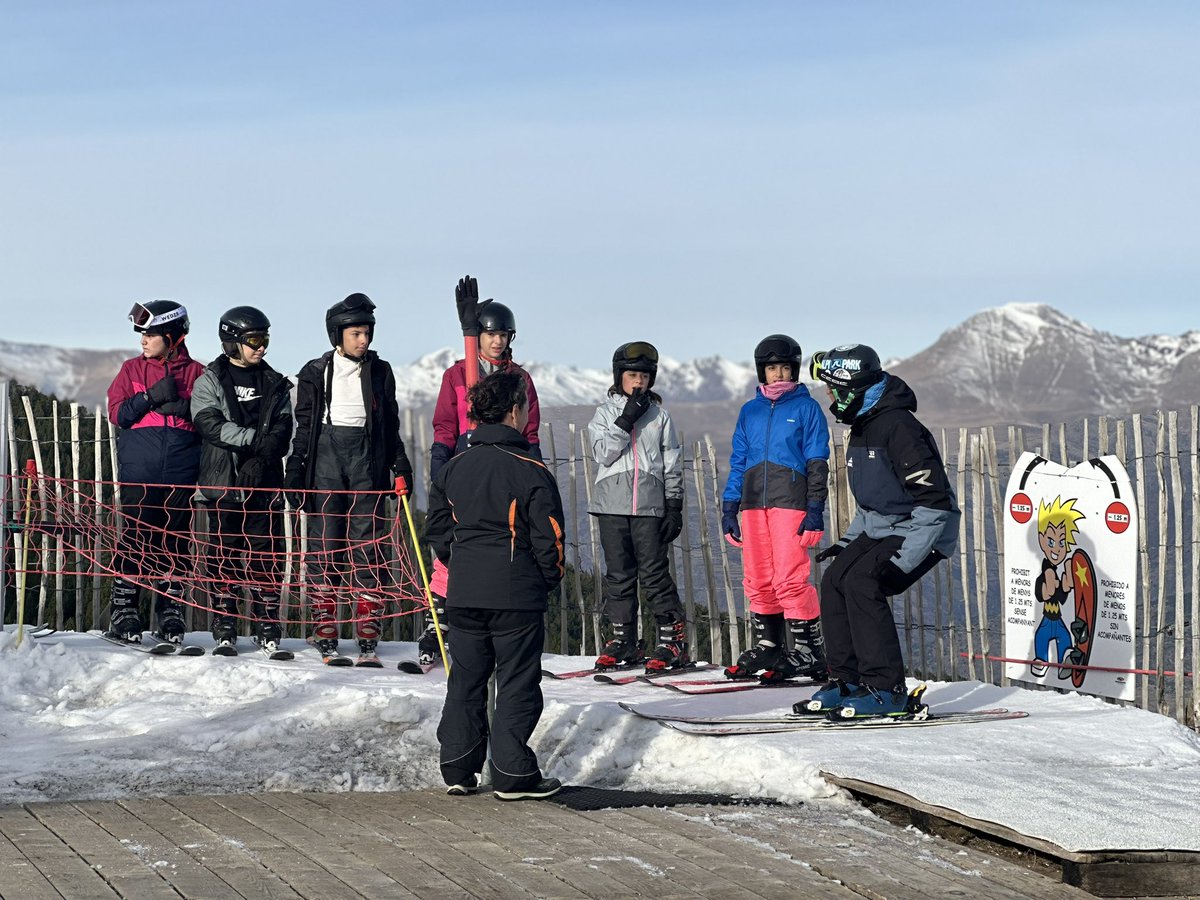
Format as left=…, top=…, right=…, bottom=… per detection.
left=1010, top=492, right=1033, bottom=524
left=1105, top=501, right=1131, bottom=534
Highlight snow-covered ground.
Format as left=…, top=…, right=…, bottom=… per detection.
left=2, top=626, right=1197, bottom=855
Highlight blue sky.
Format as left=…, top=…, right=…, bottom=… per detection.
left=3, top=1, right=1198, bottom=375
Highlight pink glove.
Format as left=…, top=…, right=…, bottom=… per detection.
left=797, top=529, right=824, bottom=549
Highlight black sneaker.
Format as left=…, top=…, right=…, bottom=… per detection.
left=494, top=777, right=562, bottom=802
left=446, top=775, right=479, bottom=796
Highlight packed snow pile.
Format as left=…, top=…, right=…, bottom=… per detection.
left=2, top=628, right=1198, bottom=853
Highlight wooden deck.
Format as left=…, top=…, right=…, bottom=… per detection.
left=0, top=788, right=1125, bottom=900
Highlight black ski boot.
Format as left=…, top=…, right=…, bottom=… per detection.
left=210, top=593, right=240, bottom=647
left=153, top=581, right=187, bottom=644
left=418, top=599, right=448, bottom=666
left=645, top=614, right=690, bottom=673
left=106, top=578, right=143, bottom=642
left=760, top=617, right=828, bottom=684
left=595, top=621, right=642, bottom=668
left=725, top=612, right=784, bottom=679
left=254, top=621, right=283, bottom=648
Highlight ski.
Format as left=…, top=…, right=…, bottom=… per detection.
left=323, top=654, right=354, bottom=667
left=593, top=662, right=720, bottom=685
left=658, top=676, right=820, bottom=695
left=175, top=644, right=206, bottom=656
left=257, top=643, right=294, bottom=661
left=398, top=660, right=437, bottom=674
left=355, top=654, right=384, bottom=668
left=212, top=640, right=239, bottom=657
left=94, top=632, right=177, bottom=655
left=658, top=709, right=1028, bottom=735
left=541, top=660, right=647, bottom=680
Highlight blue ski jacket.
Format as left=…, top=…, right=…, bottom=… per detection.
left=723, top=385, right=830, bottom=511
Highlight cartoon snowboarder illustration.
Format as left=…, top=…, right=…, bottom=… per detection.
left=1032, top=496, right=1092, bottom=681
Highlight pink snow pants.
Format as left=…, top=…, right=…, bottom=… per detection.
left=741, top=507, right=819, bottom=619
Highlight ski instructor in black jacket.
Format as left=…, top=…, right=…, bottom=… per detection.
left=426, top=370, right=566, bottom=801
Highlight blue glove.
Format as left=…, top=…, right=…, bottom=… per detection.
left=721, top=500, right=741, bottom=542
left=797, top=502, right=824, bottom=535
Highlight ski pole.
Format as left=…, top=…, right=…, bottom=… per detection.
left=400, top=492, right=450, bottom=672
left=15, top=459, right=36, bottom=647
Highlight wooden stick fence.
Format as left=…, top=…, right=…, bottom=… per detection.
left=3, top=381, right=1196, bottom=730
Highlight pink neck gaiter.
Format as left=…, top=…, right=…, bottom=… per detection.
left=760, top=381, right=797, bottom=401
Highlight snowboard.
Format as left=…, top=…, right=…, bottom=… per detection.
left=1067, top=547, right=1097, bottom=689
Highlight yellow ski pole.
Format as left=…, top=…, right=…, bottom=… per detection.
left=400, top=492, right=450, bottom=672
left=15, top=460, right=36, bottom=648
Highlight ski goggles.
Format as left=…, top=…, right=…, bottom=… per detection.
left=128, top=302, right=187, bottom=332
left=240, top=332, right=269, bottom=349
left=618, top=341, right=659, bottom=364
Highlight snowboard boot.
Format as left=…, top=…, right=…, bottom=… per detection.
left=725, top=612, right=784, bottom=679
left=210, top=592, right=240, bottom=646
left=645, top=614, right=690, bottom=672
left=595, top=621, right=643, bottom=668
left=153, top=581, right=187, bottom=644
left=830, top=683, right=910, bottom=718
left=106, top=578, right=143, bottom=642
left=796, top=679, right=861, bottom=714
left=760, top=617, right=828, bottom=684
left=418, top=597, right=448, bottom=666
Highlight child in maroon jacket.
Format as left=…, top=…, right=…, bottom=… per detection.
left=421, top=294, right=541, bottom=666
left=105, top=300, right=205, bottom=644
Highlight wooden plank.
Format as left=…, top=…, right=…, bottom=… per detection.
left=0, top=811, right=68, bottom=900
left=0, top=805, right=120, bottom=898
left=75, top=797, right=237, bottom=899
left=118, top=796, right=302, bottom=899
left=169, top=795, right=376, bottom=900
left=399, top=790, right=679, bottom=899
left=26, top=801, right=179, bottom=899
left=321, top=787, right=568, bottom=900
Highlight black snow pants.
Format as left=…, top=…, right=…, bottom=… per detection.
left=596, top=514, right=682, bottom=625
left=820, top=533, right=943, bottom=691
left=437, top=607, right=546, bottom=792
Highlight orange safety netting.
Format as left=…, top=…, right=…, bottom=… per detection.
left=4, top=471, right=432, bottom=630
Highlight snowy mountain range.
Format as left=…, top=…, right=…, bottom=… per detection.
left=5, top=304, right=1200, bottom=425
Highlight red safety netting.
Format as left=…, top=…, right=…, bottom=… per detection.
left=3, top=470, right=433, bottom=633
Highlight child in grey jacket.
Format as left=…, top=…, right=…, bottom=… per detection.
left=587, top=341, right=688, bottom=672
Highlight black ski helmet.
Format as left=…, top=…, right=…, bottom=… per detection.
left=325, top=292, right=376, bottom=347
left=612, top=341, right=659, bottom=389
left=129, top=300, right=190, bottom=347
left=218, top=306, right=271, bottom=359
left=814, top=343, right=884, bottom=423
left=478, top=301, right=517, bottom=342
left=753, top=334, right=802, bottom=383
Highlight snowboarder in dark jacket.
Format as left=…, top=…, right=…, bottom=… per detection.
left=426, top=370, right=565, bottom=801
left=805, top=344, right=960, bottom=717
left=105, top=300, right=204, bottom=645
left=283, top=293, right=414, bottom=661
left=191, top=306, right=293, bottom=654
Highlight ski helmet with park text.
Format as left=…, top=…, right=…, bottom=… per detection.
left=753, top=334, right=802, bottom=383
left=612, top=341, right=659, bottom=389
left=325, top=293, right=376, bottom=347
left=814, top=343, right=884, bottom=424
left=128, top=300, right=190, bottom=347
left=218, top=306, right=271, bottom=359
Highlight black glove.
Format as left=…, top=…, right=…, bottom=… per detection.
left=721, top=500, right=741, bottom=542
left=237, top=457, right=266, bottom=488
left=816, top=543, right=845, bottom=563
left=145, top=373, right=178, bottom=407
left=156, top=397, right=190, bottom=420
left=661, top=499, right=683, bottom=544
left=455, top=276, right=494, bottom=337
left=875, top=556, right=908, bottom=596
left=283, top=471, right=305, bottom=510
left=614, top=388, right=652, bottom=432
